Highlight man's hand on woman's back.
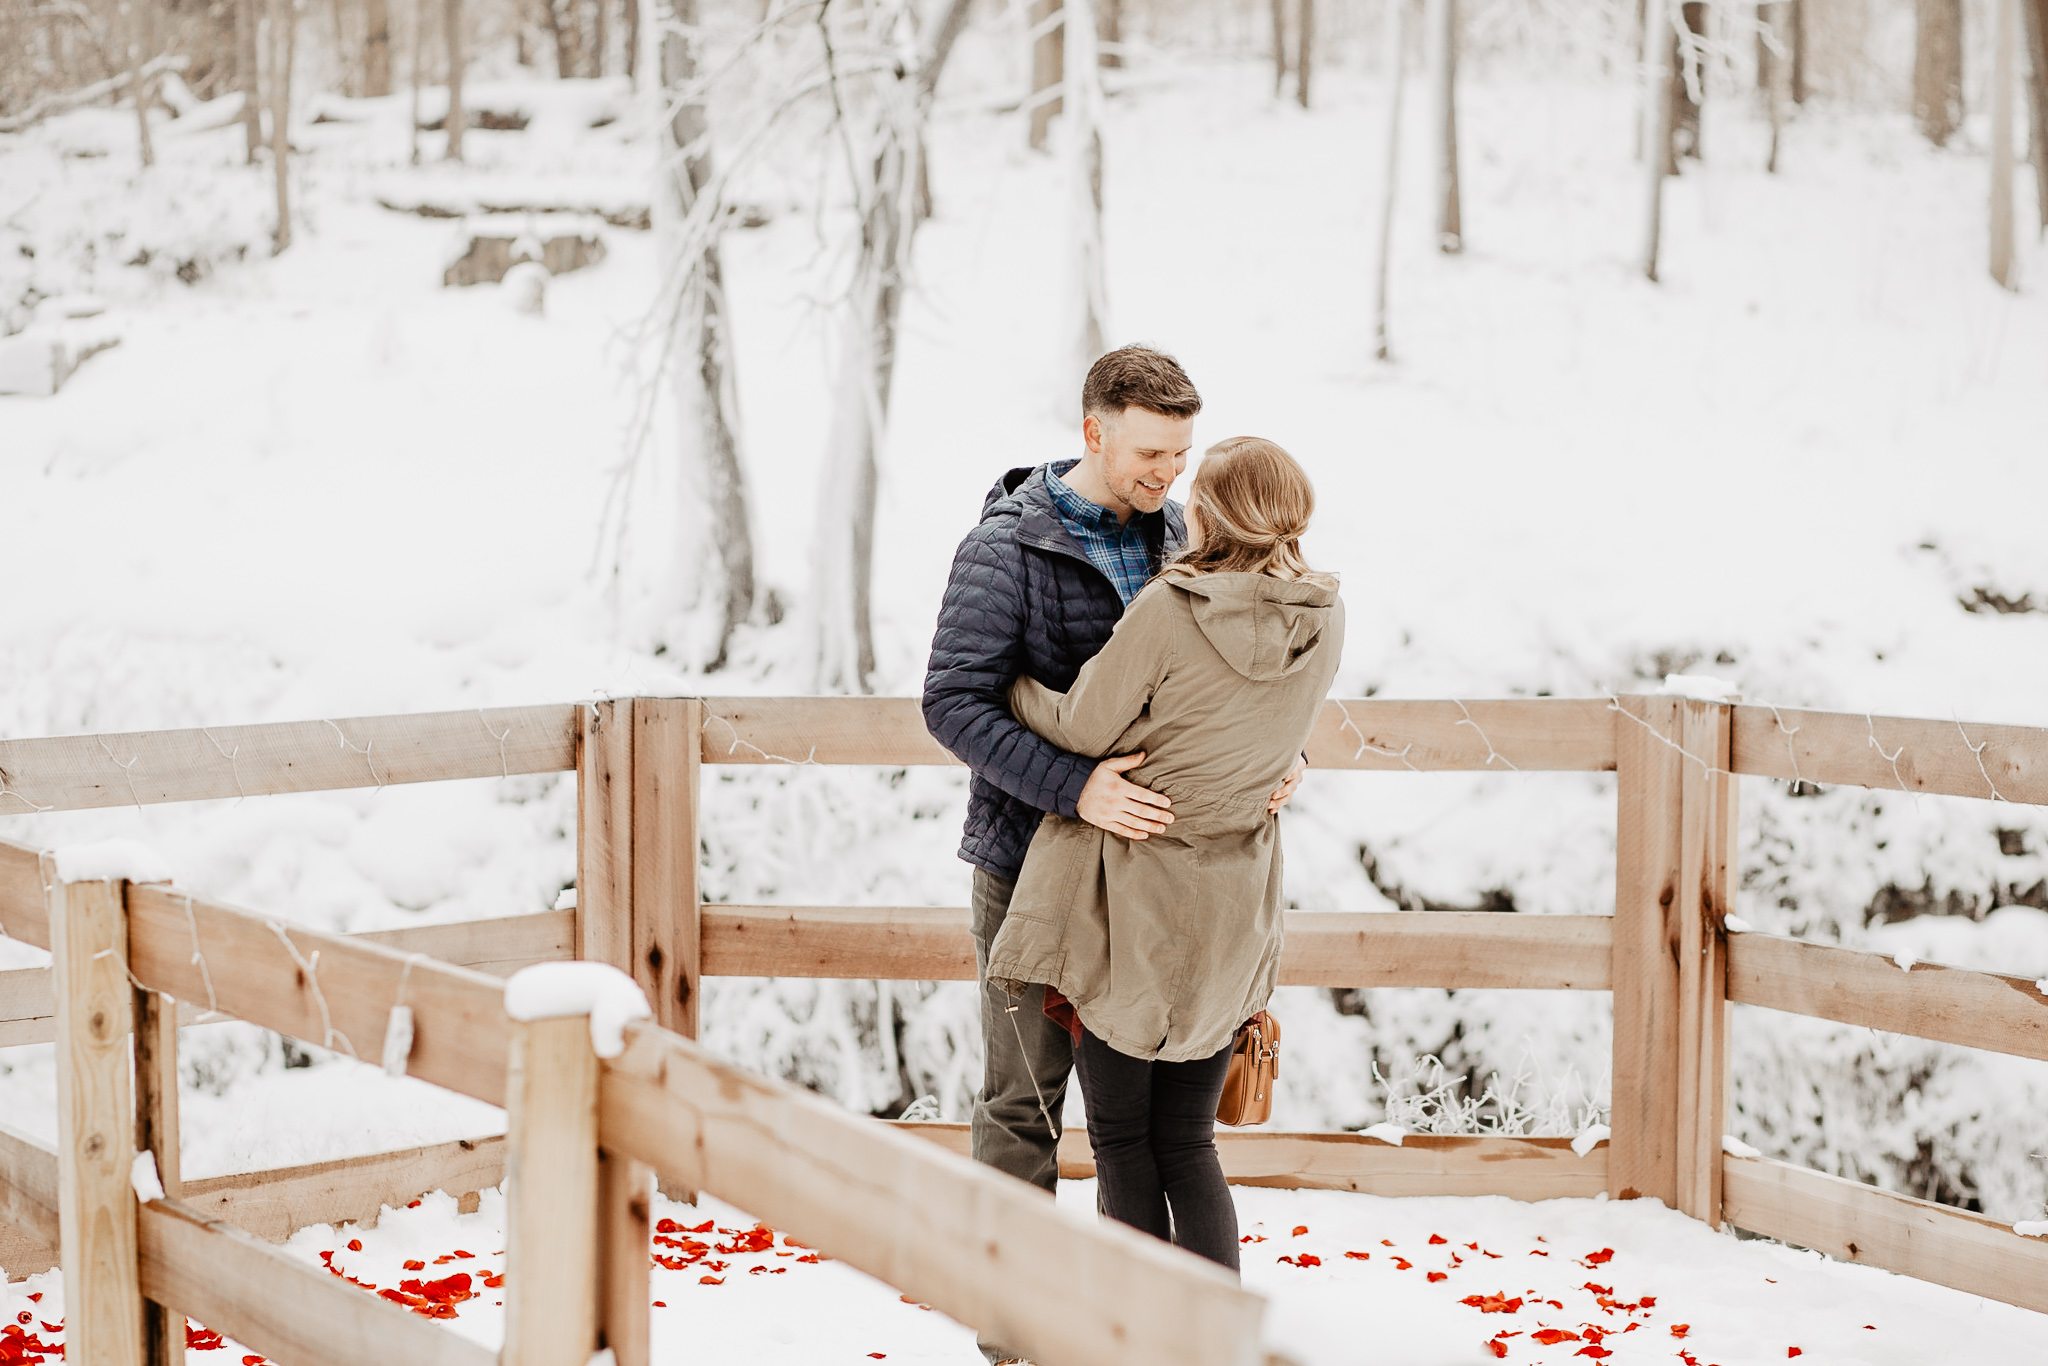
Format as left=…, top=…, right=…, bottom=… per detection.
left=1076, top=752, right=1174, bottom=840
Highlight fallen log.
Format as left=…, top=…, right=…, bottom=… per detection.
left=0, top=55, right=191, bottom=134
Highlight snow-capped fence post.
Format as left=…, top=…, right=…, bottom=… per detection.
left=577, top=698, right=637, bottom=972
left=48, top=874, right=148, bottom=1366
left=502, top=1013, right=604, bottom=1366
left=1608, top=695, right=1684, bottom=1209
left=1672, top=697, right=1736, bottom=1227
left=134, top=984, right=187, bottom=1366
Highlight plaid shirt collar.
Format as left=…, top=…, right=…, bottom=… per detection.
left=1044, top=459, right=1155, bottom=605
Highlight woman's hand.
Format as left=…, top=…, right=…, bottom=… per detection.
left=1267, top=754, right=1309, bottom=813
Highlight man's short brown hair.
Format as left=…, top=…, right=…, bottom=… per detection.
left=1081, top=345, right=1202, bottom=422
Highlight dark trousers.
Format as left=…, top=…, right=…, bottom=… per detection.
left=969, top=868, right=1074, bottom=1194
left=1072, top=1028, right=1240, bottom=1273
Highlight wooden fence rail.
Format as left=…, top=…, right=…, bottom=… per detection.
left=10, top=693, right=2048, bottom=1348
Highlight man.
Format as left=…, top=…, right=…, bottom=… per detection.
left=922, top=345, right=1308, bottom=1208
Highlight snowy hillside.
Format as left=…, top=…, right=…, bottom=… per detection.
left=5, top=9, right=2048, bottom=1257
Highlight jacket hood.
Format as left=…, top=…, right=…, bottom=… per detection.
left=1172, top=572, right=1340, bottom=681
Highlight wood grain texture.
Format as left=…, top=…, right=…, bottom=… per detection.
left=1728, top=931, right=2048, bottom=1061
left=125, top=885, right=512, bottom=1107
left=577, top=700, right=634, bottom=972
left=1672, top=700, right=1733, bottom=1227
left=631, top=698, right=700, bottom=1037
left=1608, top=695, right=1683, bottom=1207
left=1731, top=704, right=2048, bottom=803
left=701, top=905, right=1614, bottom=989
left=138, top=1197, right=495, bottom=1366
left=0, top=1119, right=61, bottom=1250
left=0, top=1222, right=57, bottom=1281
left=178, top=1137, right=505, bottom=1242
left=699, top=695, right=1618, bottom=771
left=599, top=1024, right=1266, bottom=1366
left=354, top=910, right=577, bottom=978
left=1723, top=1153, right=2048, bottom=1316
left=891, top=1123, right=1609, bottom=1199
left=0, top=836, right=50, bottom=949
left=133, top=989, right=187, bottom=1366
left=503, top=1016, right=600, bottom=1366
left=596, top=1151, right=651, bottom=1366
left=0, top=705, right=578, bottom=813
left=51, top=878, right=146, bottom=1366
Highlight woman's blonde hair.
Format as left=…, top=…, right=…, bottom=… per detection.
left=1163, top=437, right=1323, bottom=582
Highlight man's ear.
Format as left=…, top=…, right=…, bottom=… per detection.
left=1081, top=413, right=1104, bottom=454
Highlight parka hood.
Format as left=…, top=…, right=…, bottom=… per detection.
left=1172, top=572, right=1340, bottom=681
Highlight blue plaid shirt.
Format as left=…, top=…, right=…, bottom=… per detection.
left=1044, top=460, right=1156, bottom=605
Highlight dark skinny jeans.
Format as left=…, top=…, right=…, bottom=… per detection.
left=1072, top=1028, right=1240, bottom=1273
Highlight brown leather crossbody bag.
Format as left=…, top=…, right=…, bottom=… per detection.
left=1215, top=1011, right=1280, bottom=1126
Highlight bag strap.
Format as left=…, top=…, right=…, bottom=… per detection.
left=1005, top=1001, right=1061, bottom=1141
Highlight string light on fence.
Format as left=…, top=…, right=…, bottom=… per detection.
left=181, top=893, right=224, bottom=1022
left=1953, top=714, right=2007, bottom=803
left=1762, top=702, right=1806, bottom=788
left=323, top=719, right=386, bottom=792
left=98, top=736, right=145, bottom=810
left=1452, top=699, right=1519, bottom=771
left=478, top=710, right=513, bottom=782
left=1333, top=699, right=1422, bottom=771
left=701, top=709, right=818, bottom=766
left=1603, top=694, right=1735, bottom=779
left=383, top=952, right=424, bottom=1078
left=1864, top=713, right=1917, bottom=807
left=0, top=767, right=52, bottom=815
left=267, top=920, right=358, bottom=1059
left=202, top=727, right=248, bottom=805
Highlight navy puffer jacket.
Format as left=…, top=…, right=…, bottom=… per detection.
left=923, top=464, right=1186, bottom=879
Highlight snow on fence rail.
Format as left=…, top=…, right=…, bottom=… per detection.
left=2, top=693, right=2048, bottom=1352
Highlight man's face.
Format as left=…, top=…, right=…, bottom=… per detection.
left=1083, top=407, right=1194, bottom=516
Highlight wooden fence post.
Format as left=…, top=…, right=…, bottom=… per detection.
left=1609, top=696, right=1683, bottom=1207
left=50, top=876, right=146, bottom=1365
left=503, top=1015, right=601, bottom=1366
left=631, top=697, right=701, bottom=1039
left=134, top=985, right=186, bottom=1366
left=596, top=1149, right=651, bottom=1366
left=1673, top=699, right=1736, bottom=1225
left=578, top=700, right=635, bottom=971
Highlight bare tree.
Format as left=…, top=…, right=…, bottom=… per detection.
left=546, top=0, right=586, bottom=78
left=268, top=0, right=296, bottom=251
left=239, top=0, right=262, bottom=161
left=651, top=0, right=755, bottom=669
left=365, top=0, right=392, bottom=95
left=443, top=0, right=465, bottom=159
left=1789, top=0, right=1806, bottom=102
left=1641, top=0, right=1673, bottom=280
left=126, top=0, right=157, bottom=167
left=1099, top=0, right=1121, bottom=69
left=1270, top=0, right=1287, bottom=96
left=1430, top=0, right=1460, bottom=252
left=2023, top=0, right=2048, bottom=232
left=1992, top=0, right=2017, bottom=286
left=809, top=0, right=975, bottom=691
left=595, top=0, right=608, bottom=77
left=1296, top=0, right=1313, bottom=108
left=1668, top=0, right=1704, bottom=165
left=1066, top=0, right=1108, bottom=395
left=1914, top=0, right=1963, bottom=146
left=1372, top=0, right=1407, bottom=360
left=1758, top=1, right=1785, bottom=172
left=409, top=0, right=425, bottom=163
left=1028, top=0, right=1062, bottom=150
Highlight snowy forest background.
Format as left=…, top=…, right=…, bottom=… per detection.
left=4, top=0, right=2048, bottom=1233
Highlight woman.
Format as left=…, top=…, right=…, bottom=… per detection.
left=985, top=436, right=1344, bottom=1273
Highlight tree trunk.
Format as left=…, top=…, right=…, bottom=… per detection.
left=912, top=0, right=972, bottom=222
left=1642, top=0, right=1673, bottom=280
left=268, top=0, right=294, bottom=251
left=658, top=0, right=755, bottom=669
left=546, top=0, right=583, bottom=80
left=1067, top=0, right=1108, bottom=390
left=1372, top=0, right=1406, bottom=359
left=1270, top=0, right=1287, bottom=96
left=239, top=0, right=262, bottom=161
left=1296, top=0, right=1313, bottom=108
left=1914, top=0, right=1964, bottom=146
left=443, top=0, right=464, bottom=160
left=623, top=0, right=640, bottom=85
left=1431, top=0, right=1461, bottom=251
left=1669, top=0, right=1704, bottom=165
left=1790, top=0, right=1806, bottom=102
left=2022, top=0, right=2048, bottom=233
left=409, top=0, right=424, bottom=163
left=594, top=0, right=607, bottom=77
left=126, top=0, right=157, bottom=168
left=1992, top=0, right=2017, bottom=285
left=1099, top=0, right=1122, bottom=69
left=1028, top=0, right=1062, bottom=150
left=1759, top=1, right=1784, bottom=172
left=329, top=0, right=353, bottom=95
left=365, top=0, right=391, bottom=95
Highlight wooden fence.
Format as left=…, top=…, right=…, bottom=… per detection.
left=0, top=693, right=2045, bottom=1366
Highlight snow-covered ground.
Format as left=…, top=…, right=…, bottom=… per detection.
left=4, top=12, right=2048, bottom=1350
left=9, top=1182, right=2041, bottom=1364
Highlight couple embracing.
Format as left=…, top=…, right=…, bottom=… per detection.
left=921, top=346, right=1345, bottom=1335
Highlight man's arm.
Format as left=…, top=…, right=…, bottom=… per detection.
left=922, top=528, right=1173, bottom=837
